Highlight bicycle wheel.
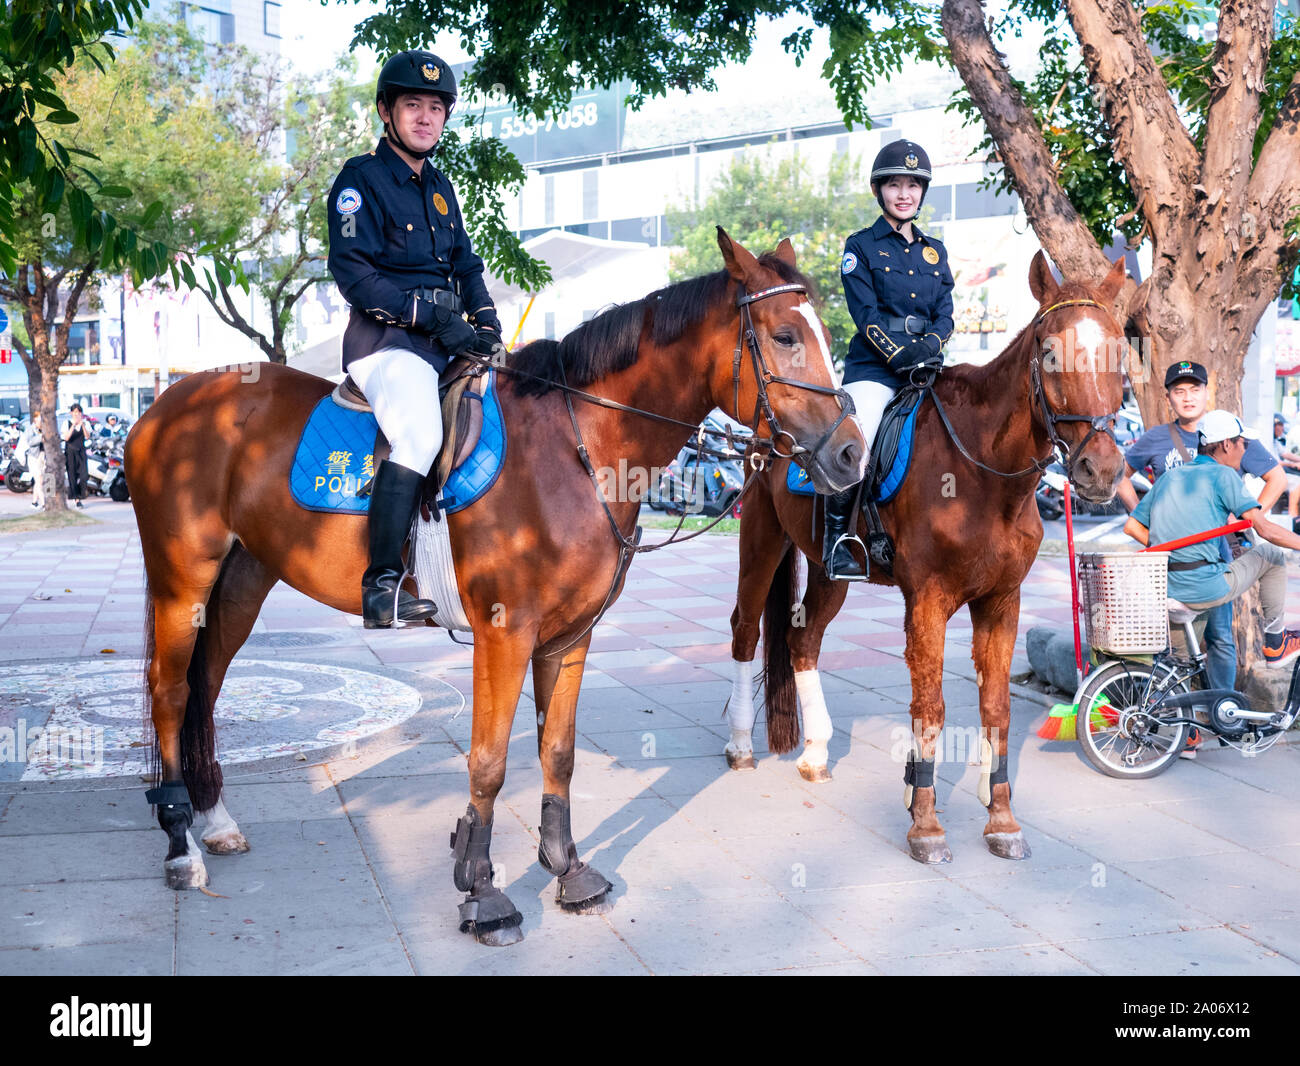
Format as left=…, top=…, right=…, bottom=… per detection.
left=1075, top=659, right=1190, bottom=779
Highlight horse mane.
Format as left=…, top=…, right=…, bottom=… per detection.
left=507, top=254, right=813, bottom=397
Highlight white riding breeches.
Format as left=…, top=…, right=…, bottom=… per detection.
left=347, top=346, right=444, bottom=475
left=844, top=379, right=898, bottom=458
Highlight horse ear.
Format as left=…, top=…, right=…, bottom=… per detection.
left=1097, top=256, right=1128, bottom=307
left=1028, top=251, right=1058, bottom=304
left=717, top=226, right=759, bottom=284
left=773, top=238, right=797, bottom=268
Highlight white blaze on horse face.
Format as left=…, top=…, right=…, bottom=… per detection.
left=795, top=302, right=840, bottom=387
left=1071, top=317, right=1107, bottom=371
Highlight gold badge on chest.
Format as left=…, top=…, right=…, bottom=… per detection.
left=433, top=193, right=449, bottom=216
left=922, top=246, right=940, bottom=265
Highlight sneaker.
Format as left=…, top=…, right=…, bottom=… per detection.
left=1179, top=726, right=1202, bottom=760
left=74, top=500, right=84, bottom=509
left=1262, top=630, right=1300, bottom=668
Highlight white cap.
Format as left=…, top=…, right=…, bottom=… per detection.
left=1197, top=409, right=1258, bottom=445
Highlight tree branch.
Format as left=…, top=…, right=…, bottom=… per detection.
left=1201, top=0, right=1273, bottom=199
left=199, top=279, right=275, bottom=362
left=941, top=0, right=1114, bottom=286
left=1248, top=70, right=1300, bottom=221
left=1063, top=0, right=1200, bottom=248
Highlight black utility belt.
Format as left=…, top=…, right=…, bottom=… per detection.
left=409, top=287, right=462, bottom=314
left=1168, top=558, right=1215, bottom=572
left=887, top=315, right=927, bottom=335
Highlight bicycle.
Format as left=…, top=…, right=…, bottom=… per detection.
left=1071, top=551, right=1300, bottom=779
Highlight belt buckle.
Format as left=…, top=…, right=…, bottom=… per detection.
left=905, top=315, right=925, bottom=335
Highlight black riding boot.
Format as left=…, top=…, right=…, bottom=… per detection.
left=823, top=485, right=866, bottom=581
left=362, top=460, right=439, bottom=628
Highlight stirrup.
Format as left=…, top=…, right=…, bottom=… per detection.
left=827, top=533, right=869, bottom=582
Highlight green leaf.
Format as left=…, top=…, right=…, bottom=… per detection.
left=43, top=170, right=65, bottom=209
left=97, top=185, right=132, bottom=198
left=140, top=200, right=164, bottom=227
left=44, top=110, right=79, bottom=124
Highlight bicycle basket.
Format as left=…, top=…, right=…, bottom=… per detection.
left=1078, top=551, right=1170, bottom=655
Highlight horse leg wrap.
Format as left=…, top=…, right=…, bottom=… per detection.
left=981, top=762, right=1010, bottom=808
left=903, top=754, right=935, bottom=813
left=147, top=780, right=194, bottom=860
left=449, top=805, right=521, bottom=933
left=539, top=794, right=611, bottom=905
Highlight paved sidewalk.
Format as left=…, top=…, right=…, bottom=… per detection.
left=1, top=495, right=1298, bottom=975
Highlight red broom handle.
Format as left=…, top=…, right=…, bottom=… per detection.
left=1142, top=519, right=1252, bottom=554
left=1064, top=481, right=1083, bottom=686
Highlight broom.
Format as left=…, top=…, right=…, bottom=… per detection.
left=1037, top=695, right=1117, bottom=741
left=1038, top=480, right=1087, bottom=740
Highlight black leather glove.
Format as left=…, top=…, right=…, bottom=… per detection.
left=473, top=330, right=506, bottom=362
left=409, top=295, right=478, bottom=356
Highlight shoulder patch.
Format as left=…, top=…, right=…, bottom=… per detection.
left=840, top=252, right=858, bottom=275
left=335, top=187, right=363, bottom=215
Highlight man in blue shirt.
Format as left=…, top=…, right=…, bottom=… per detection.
left=1116, top=361, right=1284, bottom=691
left=1124, top=409, right=1300, bottom=669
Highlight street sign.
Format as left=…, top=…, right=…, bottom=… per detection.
left=0, top=306, right=8, bottom=334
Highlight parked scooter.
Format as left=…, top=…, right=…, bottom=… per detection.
left=85, top=438, right=130, bottom=501
left=650, top=413, right=746, bottom=518
left=5, top=451, right=33, bottom=493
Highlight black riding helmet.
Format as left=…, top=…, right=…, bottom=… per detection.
left=870, top=140, right=932, bottom=219
left=376, top=50, right=457, bottom=158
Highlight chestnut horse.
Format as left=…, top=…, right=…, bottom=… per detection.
left=723, top=253, right=1129, bottom=863
left=125, top=231, right=865, bottom=944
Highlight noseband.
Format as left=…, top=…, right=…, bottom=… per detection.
left=734, top=282, right=854, bottom=465
left=1029, top=298, right=1122, bottom=480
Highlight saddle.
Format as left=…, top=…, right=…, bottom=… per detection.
left=334, top=356, right=488, bottom=515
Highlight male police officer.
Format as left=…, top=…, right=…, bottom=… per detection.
left=828, top=139, right=955, bottom=578
left=327, top=50, right=504, bottom=628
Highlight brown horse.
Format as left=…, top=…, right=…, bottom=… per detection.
left=125, top=230, right=865, bottom=944
left=723, top=252, right=1129, bottom=863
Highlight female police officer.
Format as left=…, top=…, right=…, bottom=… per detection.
left=826, top=139, right=955, bottom=580
left=328, top=50, right=505, bottom=627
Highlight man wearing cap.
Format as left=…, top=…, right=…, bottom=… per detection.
left=1124, top=409, right=1300, bottom=669
left=1116, top=361, right=1285, bottom=691
left=326, top=50, right=504, bottom=629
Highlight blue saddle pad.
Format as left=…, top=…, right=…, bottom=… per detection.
left=289, top=369, right=506, bottom=515
left=786, top=399, right=921, bottom=505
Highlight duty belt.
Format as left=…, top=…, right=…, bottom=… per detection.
left=410, top=286, right=463, bottom=314
left=887, top=315, right=927, bottom=335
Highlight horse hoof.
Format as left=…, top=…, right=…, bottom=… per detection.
left=202, top=831, right=250, bottom=855
left=985, top=831, right=1032, bottom=861
left=908, top=836, right=952, bottom=865
left=475, top=922, right=525, bottom=947
left=164, top=855, right=209, bottom=890
left=560, top=891, right=612, bottom=916
left=726, top=750, right=756, bottom=772
left=796, top=761, right=832, bottom=783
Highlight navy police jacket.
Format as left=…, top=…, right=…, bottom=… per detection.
left=840, top=216, right=955, bottom=386
left=327, top=138, right=496, bottom=372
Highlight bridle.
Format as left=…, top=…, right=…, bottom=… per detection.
left=733, top=282, right=855, bottom=464
left=926, top=297, right=1123, bottom=481
left=1028, top=298, right=1123, bottom=481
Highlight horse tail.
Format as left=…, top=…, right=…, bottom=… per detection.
left=762, top=544, right=801, bottom=754
left=141, top=572, right=225, bottom=814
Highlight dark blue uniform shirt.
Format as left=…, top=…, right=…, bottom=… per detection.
left=840, top=215, right=955, bottom=386
left=327, top=138, right=496, bottom=372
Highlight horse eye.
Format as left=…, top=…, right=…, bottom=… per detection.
left=773, top=332, right=795, bottom=347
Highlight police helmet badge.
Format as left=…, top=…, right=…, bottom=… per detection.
left=335, top=187, right=362, bottom=215
left=841, top=252, right=858, bottom=275
left=904, top=153, right=919, bottom=169
left=421, top=62, right=440, bottom=83
left=922, top=246, right=940, bottom=265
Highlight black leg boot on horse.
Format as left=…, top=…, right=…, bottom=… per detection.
left=450, top=805, right=524, bottom=945
left=822, top=485, right=867, bottom=581
left=362, top=459, right=439, bottom=628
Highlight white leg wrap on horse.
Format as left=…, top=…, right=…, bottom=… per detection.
left=348, top=346, right=445, bottom=474
left=795, top=670, right=833, bottom=744
left=726, top=658, right=756, bottom=757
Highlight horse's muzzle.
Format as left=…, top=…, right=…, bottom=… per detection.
left=804, top=436, right=866, bottom=494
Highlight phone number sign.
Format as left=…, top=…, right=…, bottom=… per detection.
left=451, top=69, right=626, bottom=165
